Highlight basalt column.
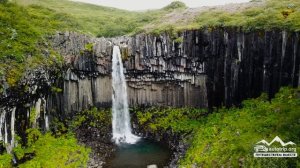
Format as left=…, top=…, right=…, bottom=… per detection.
left=48, top=29, right=299, bottom=114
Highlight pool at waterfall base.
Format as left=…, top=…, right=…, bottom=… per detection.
left=105, top=138, right=171, bottom=168
left=109, top=46, right=171, bottom=167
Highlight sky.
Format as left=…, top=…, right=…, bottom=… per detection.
left=72, top=0, right=250, bottom=11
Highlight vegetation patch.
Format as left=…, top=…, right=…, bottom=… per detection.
left=16, top=0, right=169, bottom=37
left=0, top=2, right=75, bottom=87
left=180, top=87, right=300, bottom=167
left=194, top=0, right=300, bottom=32
left=133, top=107, right=207, bottom=134
left=163, top=1, right=187, bottom=11
left=10, top=0, right=300, bottom=40
left=50, top=86, right=63, bottom=93
left=70, top=107, right=111, bottom=130
left=0, top=129, right=90, bottom=168
left=84, top=43, right=94, bottom=52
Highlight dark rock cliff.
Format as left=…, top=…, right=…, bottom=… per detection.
left=0, top=67, right=54, bottom=153
left=203, top=29, right=300, bottom=107
left=48, top=31, right=208, bottom=114
left=49, top=29, right=299, bottom=114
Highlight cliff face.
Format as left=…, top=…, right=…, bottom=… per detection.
left=196, top=29, right=299, bottom=107
left=0, top=29, right=299, bottom=150
left=48, top=29, right=299, bottom=114
left=0, top=67, right=52, bottom=152
left=48, top=31, right=208, bottom=114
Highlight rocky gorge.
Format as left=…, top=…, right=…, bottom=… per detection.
left=0, top=28, right=299, bottom=167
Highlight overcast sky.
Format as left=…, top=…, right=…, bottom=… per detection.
left=72, top=0, right=250, bottom=11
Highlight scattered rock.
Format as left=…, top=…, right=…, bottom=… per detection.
left=147, top=164, right=158, bottom=168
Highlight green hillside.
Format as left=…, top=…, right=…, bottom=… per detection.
left=194, top=0, right=300, bottom=31
left=0, top=2, right=76, bottom=86
left=16, top=0, right=170, bottom=37
left=15, top=0, right=300, bottom=34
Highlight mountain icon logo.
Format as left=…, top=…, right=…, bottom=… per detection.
left=256, top=136, right=296, bottom=147
left=254, top=136, right=297, bottom=158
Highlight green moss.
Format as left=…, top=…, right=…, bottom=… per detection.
left=20, top=134, right=90, bottom=167
left=84, top=43, right=94, bottom=52
left=5, top=62, right=25, bottom=87
left=29, top=107, right=36, bottom=125
left=174, top=36, right=183, bottom=43
left=70, top=107, right=111, bottom=129
left=0, top=153, right=12, bottom=168
left=150, top=24, right=180, bottom=39
left=132, top=107, right=207, bottom=133
left=1, top=129, right=90, bottom=168
left=180, top=87, right=300, bottom=167
left=51, top=86, right=63, bottom=93
left=120, top=47, right=130, bottom=61
left=25, top=129, right=90, bottom=168
left=50, top=118, right=68, bottom=137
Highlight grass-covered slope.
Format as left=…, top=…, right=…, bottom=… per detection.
left=0, top=3, right=76, bottom=61
left=194, top=0, right=300, bottom=31
left=16, top=0, right=300, bottom=35
left=16, top=0, right=170, bottom=37
left=135, top=87, right=300, bottom=167
left=149, top=0, right=300, bottom=32
left=0, top=129, right=90, bottom=168
left=181, top=87, right=300, bottom=167
left=0, top=2, right=77, bottom=86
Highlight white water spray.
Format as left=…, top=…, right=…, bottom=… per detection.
left=7, top=107, right=16, bottom=154
left=43, top=98, right=49, bottom=131
left=4, top=120, right=8, bottom=144
left=0, top=110, right=6, bottom=141
left=111, top=46, right=139, bottom=144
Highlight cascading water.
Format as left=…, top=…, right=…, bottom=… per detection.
left=7, top=107, right=16, bottom=154
left=111, top=45, right=139, bottom=144
left=0, top=110, right=6, bottom=141
left=0, top=107, right=16, bottom=154
left=42, top=98, right=49, bottom=131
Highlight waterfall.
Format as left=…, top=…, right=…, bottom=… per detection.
left=7, top=107, right=16, bottom=154
left=45, top=115, right=49, bottom=131
left=280, top=31, right=287, bottom=85
left=0, top=107, right=16, bottom=154
left=33, top=98, right=42, bottom=128
left=43, top=98, right=49, bottom=131
left=4, top=120, right=8, bottom=144
left=111, top=45, right=139, bottom=144
left=0, top=110, right=6, bottom=141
